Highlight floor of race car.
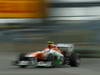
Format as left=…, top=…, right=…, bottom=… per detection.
left=0, top=52, right=100, bottom=75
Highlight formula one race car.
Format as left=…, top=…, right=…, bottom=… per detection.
left=13, top=43, right=80, bottom=68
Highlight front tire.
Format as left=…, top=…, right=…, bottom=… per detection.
left=19, top=53, right=26, bottom=61
left=19, top=65, right=27, bottom=68
left=47, top=54, right=57, bottom=67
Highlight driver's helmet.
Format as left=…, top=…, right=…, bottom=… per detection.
left=48, top=41, right=55, bottom=49
left=48, top=41, right=54, bottom=44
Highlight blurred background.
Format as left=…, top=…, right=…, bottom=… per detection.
left=0, top=0, right=100, bottom=57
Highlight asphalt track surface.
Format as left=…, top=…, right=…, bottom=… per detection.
left=0, top=52, right=100, bottom=75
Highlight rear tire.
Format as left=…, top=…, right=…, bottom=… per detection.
left=69, top=53, right=80, bottom=67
